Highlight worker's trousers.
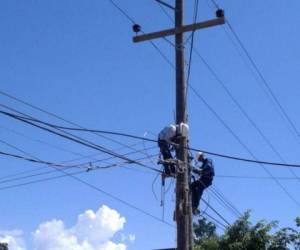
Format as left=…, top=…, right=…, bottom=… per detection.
left=191, top=177, right=213, bottom=213
left=158, top=139, right=175, bottom=175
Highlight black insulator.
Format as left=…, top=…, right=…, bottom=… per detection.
left=132, top=24, right=141, bottom=33
left=216, top=9, right=225, bottom=18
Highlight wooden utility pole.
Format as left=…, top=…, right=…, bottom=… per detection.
left=174, top=0, right=190, bottom=249
left=133, top=2, right=224, bottom=249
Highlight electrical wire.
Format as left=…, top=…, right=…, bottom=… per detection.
left=155, top=0, right=174, bottom=23
left=0, top=124, right=103, bottom=161
left=0, top=144, right=157, bottom=185
left=207, top=0, right=300, bottom=140
left=216, top=175, right=300, bottom=180
left=190, top=85, right=300, bottom=208
left=1, top=118, right=172, bottom=228
left=209, top=187, right=241, bottom=218
left=185, top=0, right=199, bottom=103
left=201, top=198, right=231, bottom=226
left=209, top=0, right=220, bottom=9
left=199, top=190, right=210, bottom=216
left=0, top=134, right=174, bottom=228
left=154, top=0, right=300, bottom=185
left=211, top=185, right=241, bottom=216
left=103, top=0, right=300, bottom=229
left=105, top=0, right=175, bottom=68
left=196, top=178, right=241, bottom=219
left=152, top=0, right=300, bottom=209
left=191, top=49, right=300, bottom=182
left=9, top=114, right=300, bottom=169
left=226, top=20, right=300, bottom=137
left=151, top=172, right=161, bottom=202
left=2, top=0, right=296, bottom=229
left=0, top=150, right=84, bottom=169
left=0, top=146, right=158, bottom=187
left=0, top=152, right=158, bottom=186
left=0, top=102, right=157, bottom=165
left=0, top=167, right=46, bottom=182
left=201, top=211, right=227, bottom=230
left=0, top=103, right=158, bottom=177
left=0, top=159, right=175, bottom=228
left=0, top=108, right=163, bottom=174
left=43, top=165, right=175, bottom=228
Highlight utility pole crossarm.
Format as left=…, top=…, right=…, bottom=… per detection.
left=133, top=17, right=224, bottom=43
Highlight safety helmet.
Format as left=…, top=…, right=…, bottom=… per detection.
left=195, top=151, right=205, bottom=161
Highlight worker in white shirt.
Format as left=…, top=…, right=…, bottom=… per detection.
left=158, top=123, right=189, bottom=176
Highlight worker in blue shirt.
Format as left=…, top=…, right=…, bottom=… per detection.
left=191, top=152, right=215, bottom=214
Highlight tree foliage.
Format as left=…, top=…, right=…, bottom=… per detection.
left=194, top=212, right=300, bottom=250
left=0, top=243, right=8, bottom=250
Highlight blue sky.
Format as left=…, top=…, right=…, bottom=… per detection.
left=1, top=0, right=300, bottom=249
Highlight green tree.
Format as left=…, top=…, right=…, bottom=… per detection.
left=194, top=212, right=300, bottom=250
left=0, top=243, right=8, bottom=250
left=194, top=217, right=219, bottom=250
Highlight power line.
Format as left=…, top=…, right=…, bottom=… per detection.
left=0, top=95, right=157, bottom=165
left=201, top=198, right=231, bottom=227
left=1, top=0, right=298, bottom=225
left=107, top=0, right=136, bottom=24
left=0, top=106, right=243, bottom=228
left=198, top=179, right=241, bottom=219
left=216, top=175, right=300, bottom=180
left=0, top=112, right=164, bottom=174
left=211, top=185, right=241, bottom=217
left=209, top=0, right=219, bottom=9
left=0, top=159, right=175, bottom=228
left=226, top=20, right=300, bottom=137
left=9, top=113, right=300, bottom=169
left=0, top=167, right=46, bottom=182
left=105, top=0, right=175, bottom=68
left=0, top=150, right=85, bottom=169
left=207, top=0, right=300, bottom=140
left=0, top=96, right=162, bottom=175
left=151, top=0, right=300, bottom=208
left=0, top=121, right=158, bottom=182
left=186, top=0, right=200, bottom=101
left=0, top=124, right=103, bottom=161
left=155, top=0, right=300, bottom=184
left=155, top=0, right=174, bottom=23
left=201, top=211, right=227, bottom=230
left=55, top=169, right=173, bottom=229
left=0, top=152, right=158, bottom=186
left=191, top=48, right=300, bottom=182
left=189, top=85, right=300, bottom=208
left=0, top=145, right=157, bottom=184
left=0, top=135, right=159, bottom=184
left=209, top=186, right=242, bottom=218
left=0, top=130, right=173, bottom=228
left=0, top=129, right=232, bottom=230
left=0, top=108, right=162, bottom=174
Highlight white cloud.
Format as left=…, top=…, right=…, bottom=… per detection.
left=0, top=205, right=129, bottom=250
left=33, top=205, right=127, bottom=250
left=0, top=230, right=26, bottom=250
left=120, top=233, right=135, bottom=244
left=128, top=234, right=135, bottom=243
left=72, top=205, right=125, bottom=245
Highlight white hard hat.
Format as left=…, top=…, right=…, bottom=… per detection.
left=179, top=122, right=189, bottom=137
left=195, top=151, right=205, bottom=160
